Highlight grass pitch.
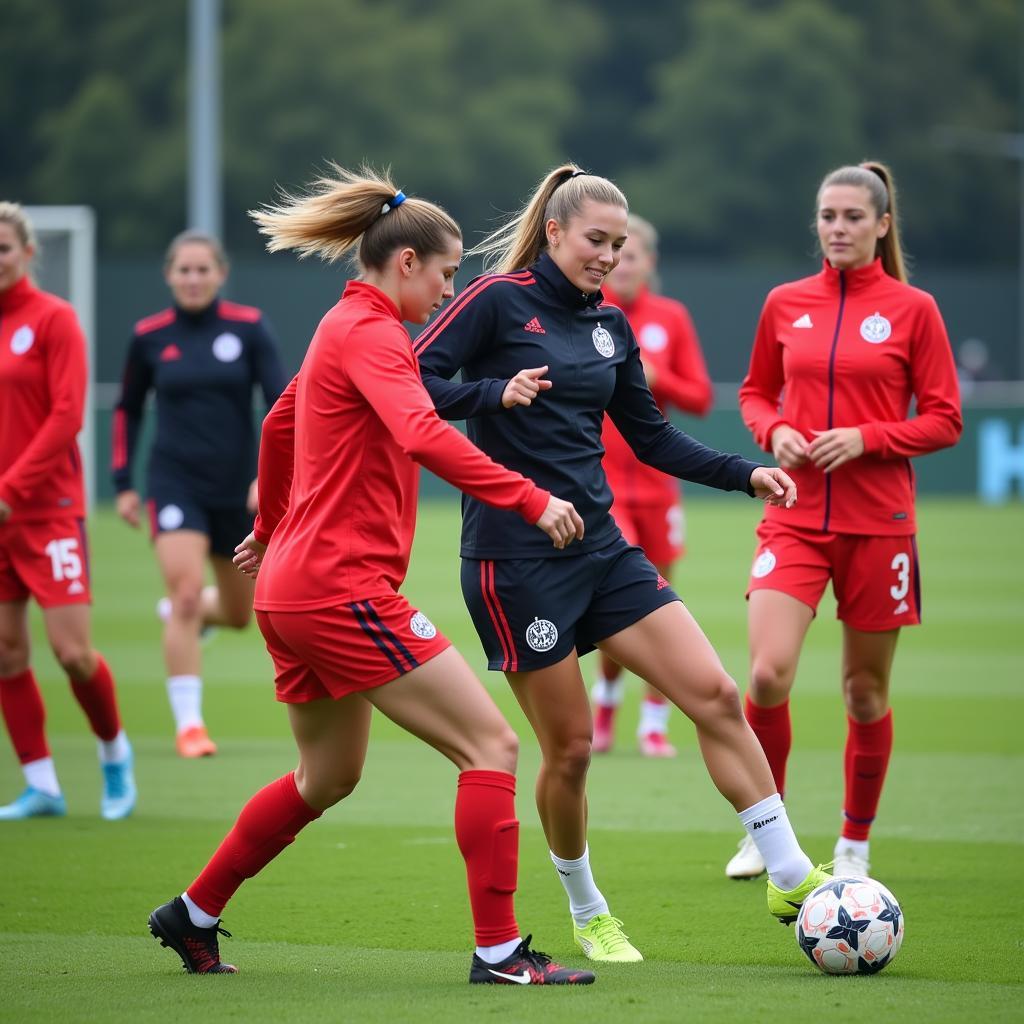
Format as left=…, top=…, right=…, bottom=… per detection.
left=0, top=498, right=1021, bottom=1022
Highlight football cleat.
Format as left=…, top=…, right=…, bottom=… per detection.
left=149, top=896, right=237, bottom=974
left=0, top=786, right=67, bottom=820
left=176, top=725, right=217, bottom=758
left=638, top=732, right=677, bottom=758
left=725, top=834, right=766, bottom=879
left=470, top=934, right=594, bottom=985
left=767, top=864, right=832, bottom=924
left=833, top=844, right=870, bottom=879
left=592, top=705, right=615, bottom=754
left=573, top=913, right=643, bottom=962
left=101, top=743, right=137, bottom=820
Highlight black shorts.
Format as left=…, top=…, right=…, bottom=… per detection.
left=146, top=485, right=254, bottom=559
left=461, top=537, right=681, bottom=672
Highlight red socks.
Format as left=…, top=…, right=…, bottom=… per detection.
left=842, top=710, right=894, bottom=841
left=744, top=694, right=791, bottom=797
left=189, top=773, right=322, bottom=916
left=455, top=770, right=521, bottom=946
left=70, top=654, right=121, bottom=742
left=0, top=669, right=49, bottom=764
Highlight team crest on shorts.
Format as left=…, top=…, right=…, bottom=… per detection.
left=212, top=332, right=243, bottom=362
left=752, top=549, right=776, bottom=578
left=592, top=323, right=614, bottom=358
left=860, top=311, right=892, bottom=344
left=409, top=611, right=437, bottom=639
left=525, top=617, right=558, bottom=652
left=10, top=325, right=34, bottom=355
left=158, top=504, right=185, bottom=530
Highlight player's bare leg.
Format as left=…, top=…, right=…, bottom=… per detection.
left=507, top=654, right=641, bottom=962
left=835, top=625, right=899, bottom=877
left=202, top=555, right=256, bottom=630
left=155, top=530, right=216, bottom=755
left=600, top=602, right=816, bottom=898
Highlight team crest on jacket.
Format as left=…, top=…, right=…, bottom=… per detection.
left=409, top=611, right=437, bottom=639
left=860, top=311, right=892, bottom=344
left=212, top=332, right=243, bottom=362
left=10, top=325, right=34, bottom=355
left=592, top=323, right=614, bottom=358
left=525, top=617, right=558, bottom=652
left=752, top=549, right=776, bottom=578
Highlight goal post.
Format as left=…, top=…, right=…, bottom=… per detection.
left=24, top=205, right=97, bottom=509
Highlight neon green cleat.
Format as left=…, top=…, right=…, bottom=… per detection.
left=767, top=863, right=832, bottom=924
left=573, top=914, right=643, bottom=962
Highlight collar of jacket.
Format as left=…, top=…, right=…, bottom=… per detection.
left=819, top=256, right=887, bottom=293
left=531, top=252, right=605, bottom=309
left=175, top=296, right=225, bottom=326
left=342, top=279, right=403, bottom=322
left=0, top=274, right=35, bottom=312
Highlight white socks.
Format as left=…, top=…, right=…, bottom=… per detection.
left=98, top=729, right=131, bottom=765
left=476, top=936, right=522, bottom=963
left=23, top=756, right=60, bottom=797
left=167, top=675, right=203, bottom=733
left=182, top=891, right=219, bottom=928
left=591, top=675, right=623, bottom=708
left=738, top=794, right=812, bottom=891
left=835, top=837, right=870, bottom=860
left=550, top=844, right=609, bottom=927
left=637, top=698, right=670, bottom=736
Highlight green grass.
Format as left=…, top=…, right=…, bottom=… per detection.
left=0, top=498, right=1022, bottom=1022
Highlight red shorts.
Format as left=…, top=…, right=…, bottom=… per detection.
left=610, top=498, right=685, bottom=566
left=255, top=592, right=452, bottom=703
left=0, top=516, right=92, bottom=607
left=746, top=520, right=920, bottom=632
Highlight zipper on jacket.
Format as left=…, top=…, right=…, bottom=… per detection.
left=822, top=271, right=846, bottom=532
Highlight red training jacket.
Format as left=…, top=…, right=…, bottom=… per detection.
left=253, top=281, right=549, bottom=610
left=739, top=259, right=962, bottom=536
left=601, top=285, right=713, bottom=505
left=0, top=276, right=86, bottom=521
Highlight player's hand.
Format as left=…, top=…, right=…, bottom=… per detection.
left=115, top=490, right=141, bottom=528
left=769, top=424, right=810, bottom=469
left=535, top=495, right=585, bottom=550
left=246, top=478, right=259, bottom=515
left=0, top=498, right=11, bottom=525
left=808, top=427, right=864, bottom=473
left=750, top=466, right=797, bottom=508
left=502, top=366, right=552, bottom=409
left=233, top=531, right=267, bottom=577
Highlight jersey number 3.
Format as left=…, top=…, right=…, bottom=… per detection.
left=889, top=552, right=910, bottom=600
left=45, top=538, right=83, bottom=582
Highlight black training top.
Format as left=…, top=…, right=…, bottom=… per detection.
left=415, top=252, right=761, bottom=559
left=112, top=298, right=287, bottom=507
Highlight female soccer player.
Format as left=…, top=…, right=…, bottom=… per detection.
left=148, top=166, right=594, bottom=984
left=724, top=162, right=962, bottom=881
left=416, top=165, right=828, bottom=963
left=591, top=214, right=713, bottom=758
left=112, top=231, right=286, bottom=757
left=0, top=202, right=135, bottom=821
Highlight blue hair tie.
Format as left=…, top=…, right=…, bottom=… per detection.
left=381, top=190, right=406, bottom=214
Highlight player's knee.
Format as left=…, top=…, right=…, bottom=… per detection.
left=749, top=657, right=791, bottom=705
left=167, top=581, right=204, bottom=621
left=0, top=638, right=29, bottom=678
left=843, top=674, right=887, bottom=722
left=475, top=723, right=519, bottom=774
left=52, top=642, right=94, bottom=681
left=550, top=735, right=592, bottom=783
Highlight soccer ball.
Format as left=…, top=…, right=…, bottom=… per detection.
left=796, top=876, right=904, bottom=975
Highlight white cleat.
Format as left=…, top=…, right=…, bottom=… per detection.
left=832, top=844, right=870, bottom=879
left=725, top=834, right=766, bottom=879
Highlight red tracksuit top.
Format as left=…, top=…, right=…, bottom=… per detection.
left=0, top=276, right=86, bottom=522
left=252, top=281, right=549, bottom=611
left=601, top=285, right=713, bottom=505
left=739, top=258, right=962, bottom=536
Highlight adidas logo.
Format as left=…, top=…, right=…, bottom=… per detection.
left=67, top=580, right=85, bottom=595
left=792, top=314, right=813, bottom=328
left=893, top=599, right=909, bottom=614
left=524, top=316, right=546, bottom=334
left=160, top=343, right=182, bottom=362
left=656, top=575, right=670, bottom=591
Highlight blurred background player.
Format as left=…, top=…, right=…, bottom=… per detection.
left=148, top=166, right=593, bottom=984
left=592, top=214, right=713, bottom=757
left=418, top=164, right=828, bottom=962
left=112, top=231, right=286, bottom=757
left=0, top=202, right=135, bottom=821
left=725, top=162, right=962, bottom=880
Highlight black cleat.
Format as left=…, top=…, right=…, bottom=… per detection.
left=148, top=896, right=238, bottom=974
left=469, top=934, right=595, bottom=985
